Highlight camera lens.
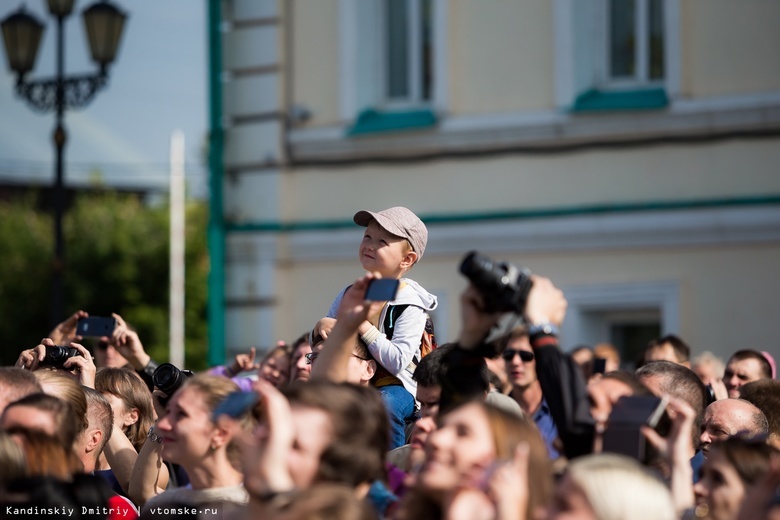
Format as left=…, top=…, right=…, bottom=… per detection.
left=459, top=250, right=534, bottom=315
left=43, top=346, right=79, bottom=368
left=153, top=363, right=183, bottom=395
left=48, top=346, right=67, bottom=361
left=153, top=363, right=193, bottom=404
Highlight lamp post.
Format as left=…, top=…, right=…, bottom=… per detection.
left=1, top=0, right=127, bottom=325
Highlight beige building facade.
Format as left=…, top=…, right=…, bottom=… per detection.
left=207, top=0, right=780, bottom=366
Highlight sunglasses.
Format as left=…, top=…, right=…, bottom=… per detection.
left=305, top=352, right=370, bottom=365
left=501, top=349, right=535, bottom=362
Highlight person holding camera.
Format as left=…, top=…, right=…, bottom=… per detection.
left=450, top=252, right=655, bottom=462
left=15, top=337, right=96, bottom=387
left=314, top=207, right=438, bottom=449
left=46, top=310, right=161, bottom=392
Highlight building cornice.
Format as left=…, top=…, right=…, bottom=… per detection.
left=286, top=92, right=780, bottom=165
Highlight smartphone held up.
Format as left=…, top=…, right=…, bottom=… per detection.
left=364, top=278, right=400, bottom=301
left=76, top=316, right=117, bottom=338
left=212, top=391, right=260, bottom=421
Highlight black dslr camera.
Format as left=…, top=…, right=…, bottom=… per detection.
left=42, top=345, right=80, bottom=368
left=153, top=363, right=194, bottom=405
left=459, top=251, right=534, bottom=315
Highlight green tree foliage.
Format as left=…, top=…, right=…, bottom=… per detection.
left=0, top=191, right=209, bottom=369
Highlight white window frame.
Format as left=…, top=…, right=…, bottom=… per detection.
left=381, top=0, right=426, bottom=108
left=553, top=0, right=679, bottom=109
left=339, top=0, right=447, bottom=121
left=600, top=0, right=665, bottom=90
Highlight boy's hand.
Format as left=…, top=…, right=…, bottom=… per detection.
left=312, top=318, right=337, bottom=343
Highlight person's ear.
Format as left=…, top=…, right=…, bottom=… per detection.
left=86, top=428, right=103, bottom=453
left=211, top=421, right=234, bottom=451
left=366, top=360, right=377, bottom=380
left=400, top=250, right=418, bottom=270
left=125, top=407, right=139, bottom=428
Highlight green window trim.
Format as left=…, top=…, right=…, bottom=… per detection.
left=572, top=88, right=669, bottom=112
left=347, top=108, right=437, bottom=136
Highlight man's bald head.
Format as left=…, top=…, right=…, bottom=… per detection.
left=699, top=398, right=768, bottom=456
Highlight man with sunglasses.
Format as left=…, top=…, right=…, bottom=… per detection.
left=500, top=326, right=561, bottom=459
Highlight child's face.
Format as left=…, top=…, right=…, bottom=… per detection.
left=359, top=220, right=413, bottom=276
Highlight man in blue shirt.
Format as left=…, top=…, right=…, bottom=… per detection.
left=503, top=327, right=560, bottom=459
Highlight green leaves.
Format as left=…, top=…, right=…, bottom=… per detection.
left=0, top=191, right=209, bottom=369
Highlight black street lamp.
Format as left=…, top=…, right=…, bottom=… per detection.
left=1, top=0, right=127, bottom=326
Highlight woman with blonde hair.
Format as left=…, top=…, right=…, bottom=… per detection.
left=398, top=399, right=552, bottom=520
left=32, top=369, right=89, bottom=446
left=549, top=453, right=676, bottom=520
left=138, top=374, right=255, bottom=511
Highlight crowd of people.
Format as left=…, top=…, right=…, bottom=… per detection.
left=1, top=205, right=779, bottom=520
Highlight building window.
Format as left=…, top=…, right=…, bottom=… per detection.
left=555, top=0, right=676, bottom=112
left=342, top=0, right=442, bottom=134
left=605, top=0, right=665, bottom=88
left=385, top=0, right=433, bottom=105
left=559, top=281, right=680, bottom=357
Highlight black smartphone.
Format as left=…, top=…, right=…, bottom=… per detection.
left=592, top=357, right=607, bottom=375
left=602, top=395, right=668, bottom=461
left=76, top=316, right=117, bottom=338
left=212, top=391, right=259, bottom=421
left=364, top=279, right=400, bottom=301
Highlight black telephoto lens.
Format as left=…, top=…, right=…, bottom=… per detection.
left=153, top=363, right=193, bottom=404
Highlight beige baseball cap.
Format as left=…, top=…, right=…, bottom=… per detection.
left=353, top=206, right=428, bottom=259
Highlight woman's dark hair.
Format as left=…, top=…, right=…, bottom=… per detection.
left=283, top=381, right=389, bottom=487
left=714, top=436, right=778, bottom=486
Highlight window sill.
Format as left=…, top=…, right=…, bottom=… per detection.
left=572, top=88, right=669, bottom=113
left=287, top=92, right=780, bottom=164
left=347, top=108, right=437, bottom=136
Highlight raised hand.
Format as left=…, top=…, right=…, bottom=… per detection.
left=106, top=313, right=151, bottom=370
left=62, top=342, right=97, bottom=388
left=48, top=310, right=88, bottom=345
left=524, top=275, right=567, bottom=327
left=229, top=347, right=261, bottom=375
left=15, top=340, right=49, bottom=372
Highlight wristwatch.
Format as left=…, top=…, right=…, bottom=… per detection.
left=147, top=425, right=163, bottom=444
left=528, top=322, right=560, bottom=337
